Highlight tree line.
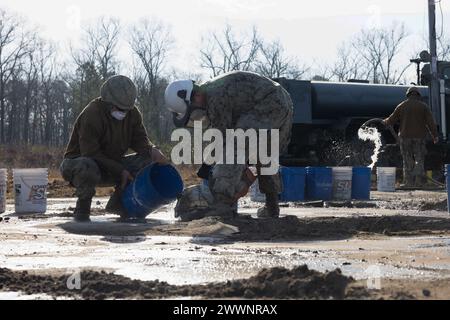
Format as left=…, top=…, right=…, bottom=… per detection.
left=1, top=7, right=449, bottom=148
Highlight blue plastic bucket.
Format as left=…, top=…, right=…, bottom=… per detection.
left=352, top=167, right=371, bottom=200
left=122, top=164, right=184, bottom=218
left=305, top=167, right=332, bottom=201
left=446, top=164, right=450, bottom=214
left=279, top=167, right=306, bottom=202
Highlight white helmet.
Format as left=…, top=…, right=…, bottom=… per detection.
left=164, top=80, right=194, bottom=117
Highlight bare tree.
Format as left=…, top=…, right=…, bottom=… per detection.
left=331, top=42, right=370, bottom=82
left=0, top=9, right=30, bottom=143
left=129, top=18, right=173, bottom=143
left=437, top=34, right=450, bottom=61
left=129, top=18, right=172, bottom=103
left=68, top=17, right=120, bottom=118
left=352, top=22, right=410, bottom=84
left=255, top=40, right=309, bottom=79
left=310, top=63, right=333, bottom=81
left=21, top=48, right=39, bottom=144
left=72, top=16, right=121, bottom=80
left=200, top=25, right=260, bottom=77
left=36, top=41, right=59, bottom=145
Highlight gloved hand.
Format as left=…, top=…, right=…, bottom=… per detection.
left=233, top=168, right=257, bottom=201
left=152, top=148, right=170, bottom=165
left=197, top=163, right=213, bottom=180
left=120, top=169, right=134, bottom=190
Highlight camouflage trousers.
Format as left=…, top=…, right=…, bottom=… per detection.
left=209, top=94, right=293, bottom=205
left=175, top=86, right=293, bottom=218
left=60, top=154, right=152, bottom=200
left=399, top=138, right=427, bottom=186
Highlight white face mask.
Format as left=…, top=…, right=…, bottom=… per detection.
left=111, top=110, right=127, bottom=121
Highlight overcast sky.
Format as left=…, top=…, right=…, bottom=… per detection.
left=1, top=0, right=449, bottom=79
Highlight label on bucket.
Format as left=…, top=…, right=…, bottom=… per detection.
left=377, top=175, right=396, bottom=192
left=332, top=180, right=352, bottom=200
left=14, top=176, right=48, bottom=213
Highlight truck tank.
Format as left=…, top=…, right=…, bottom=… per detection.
left=275, top=79, right=429, bottom=124
left=310, top=81, right=429, bottom=119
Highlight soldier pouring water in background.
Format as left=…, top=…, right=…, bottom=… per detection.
left=382, top=86, right=439, bottom=188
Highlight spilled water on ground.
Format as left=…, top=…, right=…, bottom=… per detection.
left=358, top=127, right=382, bottom=169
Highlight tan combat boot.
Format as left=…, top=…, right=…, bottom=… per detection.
left=257, top=193, right=280, bottom=219
left=74, top=198, right=92, bottom=222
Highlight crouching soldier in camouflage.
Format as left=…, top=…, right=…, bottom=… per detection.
left=165, top=71, right=293, bottom=220
left=61, top=75, right=169, bottom=222
left=382, top=86, right=439, bottom=188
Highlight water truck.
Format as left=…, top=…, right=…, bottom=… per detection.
left=277, top=56, right=450, bottom=179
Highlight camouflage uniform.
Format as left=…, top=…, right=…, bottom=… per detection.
left=62, top=75, right=154, bottom=222
left=60, top=153, right=152, bottom=200
left=201, top=71, right=293, bottom=210
left=384, top=89, right=438, bottom=187
left=399, top=138, right=427, bottom=186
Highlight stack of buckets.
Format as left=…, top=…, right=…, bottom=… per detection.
left=250, top=166, right=374, bottom=202
left=304, top=166, right=372, bottom=201
left=0, top=168, right=48, bottom=214
left=289, top=166, right=370, bottom=201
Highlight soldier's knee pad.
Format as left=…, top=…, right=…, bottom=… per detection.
left=210, top=165, right=247, bottom=203
left=61, top=157, right=101, bottom=187
left=122, top=153, right=152, bottom=174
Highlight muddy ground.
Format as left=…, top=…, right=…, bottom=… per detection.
left=0, top=265, right=354, bottom=300
left=1, top=190, right=450, bottom=300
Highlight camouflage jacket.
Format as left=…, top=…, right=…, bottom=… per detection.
left=64, top=98, right=153, bottom=177
left=200, top=71, right=293, bottom=132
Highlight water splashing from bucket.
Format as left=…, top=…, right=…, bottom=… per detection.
left=358, top=126, right=382, bottom=169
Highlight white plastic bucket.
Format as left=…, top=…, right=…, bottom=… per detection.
left=332, top=167, right=353, bottom=200
left=250, top=180, right=266, bottom=203
left=0, top=169, right=7, bottom=213
left=377, top=167, right=396, bottom=192
left=13, top=168, right=48, bottom=213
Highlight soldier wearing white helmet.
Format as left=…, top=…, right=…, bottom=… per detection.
left=165, top=79, right=209, bottom=128
left=165, top=71, right=294, bottom=221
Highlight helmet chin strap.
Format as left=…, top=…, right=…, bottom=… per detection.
left=173, top=111, right=190, bottom=128
left=172, top=100, right=207, bottom=128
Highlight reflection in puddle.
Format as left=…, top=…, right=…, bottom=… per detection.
left=101, top=235, right=147, bottom=244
